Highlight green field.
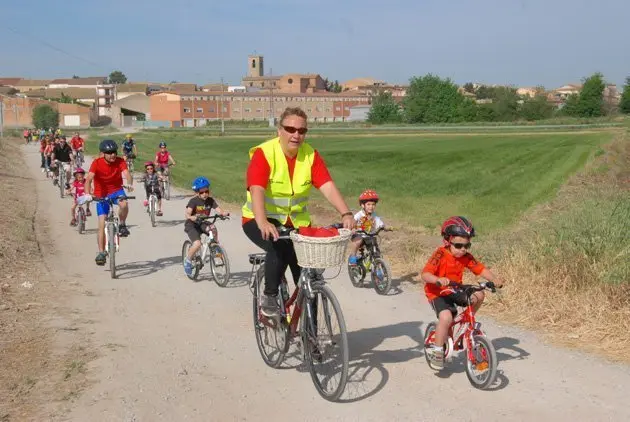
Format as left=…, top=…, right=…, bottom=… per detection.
left=87, top=129, right=612, bottom=233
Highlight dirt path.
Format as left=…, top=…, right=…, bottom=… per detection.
left=22, top=145, right=630, bottom=421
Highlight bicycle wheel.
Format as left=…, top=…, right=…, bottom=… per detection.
left=423, top=322, right=442, bottom=370
left=302, top=284, right=349, bottom=401
left=77, top=208, right=86, bottom=234
left=371, top=258, right=392, bottom=295
left=59, top=170, right=65, bottom=198
left=107, top=224, right=117, bottom=279
left=465, top=335, right=498, bottom=389
left=209, top=244, right=230, bottom=287
left=347, top=261, right=366, bottom=287
left=165, top=177, right=171, bottom=200
left=253, top=272, right=287, bottom=368
left=181, top=240, right=200, bottom=280
left=149, top=196, right=156, bottom=227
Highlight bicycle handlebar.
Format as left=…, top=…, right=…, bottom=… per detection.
left=447, top=281, right=498, bottom=294
left=275, top=223, right=345, bottom=241
left=196, top=214, right=230, bottom=224
left=354, top=227, right=392, bottom=237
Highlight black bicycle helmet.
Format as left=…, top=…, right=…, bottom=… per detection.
left=99, top=139, right=118, bottom=153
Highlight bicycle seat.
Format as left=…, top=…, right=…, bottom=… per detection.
left=248, top=253, right=266, bottom=265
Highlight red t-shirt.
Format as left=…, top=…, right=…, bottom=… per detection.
left=422, top=246, right=486, bottom=300
left=156, top=150, right=170, bottom=165
left=71, top=136, right=84, bottom=150
left=243, top=148, right=332, bottom=225
left=89, top=157, right=128, bottom=197
left=73, top=180, right=86, bottom=198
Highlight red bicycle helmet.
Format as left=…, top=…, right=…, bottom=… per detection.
left=144, top=161, right=154, bottom=168
left=359, top=189, right=379, bottom=204
left=73, top=167, right=85, bottom=175
left=441, top=216, right=475, bottom=239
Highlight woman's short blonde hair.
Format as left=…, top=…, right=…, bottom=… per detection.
left=278, top=107, right=308, bottom=126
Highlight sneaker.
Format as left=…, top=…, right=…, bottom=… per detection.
left=86, top=210, right=92, bottom=217
left=428, top=345, right=445, bottom=368
left=70, top=218, right=77, bottom=226
left=119, top=224, right=130, bottom=237
left=348, top=255, right=358, bottom=266
left=156, top=210, right=163, bottom=217
left=183, top=258, right=193, bottom=276
left=260, top=294, right=279, bottom=318
left=95, top=252, right=107, bottom=266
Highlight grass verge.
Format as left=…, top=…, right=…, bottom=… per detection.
left=478, top=131, right=630, bottom=361
left=0, top=138, right=94, bottom=420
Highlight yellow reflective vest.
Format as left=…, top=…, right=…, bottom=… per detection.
left=242, top=137, right=314, bottom=227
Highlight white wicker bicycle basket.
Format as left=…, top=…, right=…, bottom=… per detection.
left=290, top=228, right=352, bottom=268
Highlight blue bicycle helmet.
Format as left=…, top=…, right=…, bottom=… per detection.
left=192, top=176, right=210, bottom=192
left=159, top=141, right=167, bottom=147
left=99, top=139, right=118, bottom=153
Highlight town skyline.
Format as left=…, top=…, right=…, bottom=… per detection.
left=3, top=0, right=629, bottom=88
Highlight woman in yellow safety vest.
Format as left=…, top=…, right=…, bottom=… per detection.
left=242, top=107, right=354, bottom=317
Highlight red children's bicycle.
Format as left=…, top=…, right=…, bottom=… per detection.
left=423, top=281, right=499, bottom=389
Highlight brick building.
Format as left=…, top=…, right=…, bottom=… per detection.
left=0, top=96, right=93, bottom=128
left=149, top=90, right=370, bottom=127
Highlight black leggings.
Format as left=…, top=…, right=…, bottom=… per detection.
left=243, top=219, right=301, bottom=296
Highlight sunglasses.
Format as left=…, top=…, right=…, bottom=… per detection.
left=451, top=242, right=472, bottom=250
left=198, top=189, right=210, bottom=194
left=282, top=125, right=308, bottom=135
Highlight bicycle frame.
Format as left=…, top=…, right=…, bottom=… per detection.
left=104, top=206, right=120, bottom=254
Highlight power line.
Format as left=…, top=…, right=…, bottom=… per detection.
left=4, top=26, right=107, bottom=70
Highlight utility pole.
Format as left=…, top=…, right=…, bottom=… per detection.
left=269, top=68, right=275, bottom=127
left=0, top=94, right=4, bottom=138
left=220, top=77, right=225, bottom=135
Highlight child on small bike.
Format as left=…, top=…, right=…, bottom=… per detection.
left=142, top=161, right=163, bottom=216
left=183, top=176, right=229, bottom=276
left=154, top=141, right=176, bottom=174
left=420, top=216, right=503, bottom=367
left=67, top=167, right=92, bottom=225
left=348, top=189, right=385, bottom=265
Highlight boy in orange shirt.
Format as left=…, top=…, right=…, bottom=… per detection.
left=420, top=216, right=503, bottom=367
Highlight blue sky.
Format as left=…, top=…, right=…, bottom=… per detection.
left=2, top=0, right=629, bottom=88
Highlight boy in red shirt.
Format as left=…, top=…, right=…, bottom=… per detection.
left=421, top=216, right=503, bottom=367
left=85, top=140, right=134, bottom=266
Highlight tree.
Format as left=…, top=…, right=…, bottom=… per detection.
left=463, top=82, right=475, bottom=94
left=619, top=77, right=630, bottom=114
left=367, top=91, right=402, bottom=124
left=520, top=94, right=554, bottom=121
left=324, top=78, right=342, bottom=93
left=72, top=75, right=80, bottom=79
left=108, top=70, right=127, bottom=84
left=576, top=72, right=605, bottom=117
left=490, top=86, right=520, bottom=121
left=561, top=93, right=580, bottom=116
left=59, top=92, right=74, bottom=104
left=403, top=74, right=465, bottom=123
left=32, top=104, right=59, bottom=128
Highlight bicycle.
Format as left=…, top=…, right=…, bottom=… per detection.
left=126, top=155, right=135, bottom=174
left=423, top=281, right=499, bottom=389
left=74, top=150, right=85, bottom=168
left=87, top=191, right=135, bottom=279
left=181, top=214, right=231, bottom=286
left=158, top=163, right=173, bottom=200
left=54, top=160, right=70, bottom=198
left=75, top=198, right=88, bottom=234
left=249, top=225, right=351, bottom=401
left=347, top=227, right=393, bottom=294
left=139, top=180, right=160, bottom=227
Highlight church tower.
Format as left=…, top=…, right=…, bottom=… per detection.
left=248, top=54, right=264, bottom=78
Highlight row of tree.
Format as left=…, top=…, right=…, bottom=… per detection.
left=368, top=73, right=630, bottom=124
